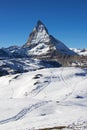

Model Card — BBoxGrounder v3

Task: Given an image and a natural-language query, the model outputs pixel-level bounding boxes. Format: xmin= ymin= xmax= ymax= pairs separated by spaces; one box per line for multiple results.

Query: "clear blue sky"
xmin=0 ymin=0 xmax=87 ymax=48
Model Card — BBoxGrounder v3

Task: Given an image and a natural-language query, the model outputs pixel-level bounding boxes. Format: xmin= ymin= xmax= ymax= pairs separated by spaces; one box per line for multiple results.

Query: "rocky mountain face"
xmin=1 ymin=20 xmax=86 ymax=76
xmin=23 ymin=20 xmax=76 ymax=57
xmin=24 ymin=20 xmax=50 ymax=48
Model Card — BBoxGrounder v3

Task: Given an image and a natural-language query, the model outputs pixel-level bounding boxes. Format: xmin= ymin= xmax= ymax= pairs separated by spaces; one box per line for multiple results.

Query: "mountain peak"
xmin=35 ymin=20 xmax=49 ymax=34
xmin=23 ymin=20 xmax=50 ymax=47
xmin=37 ymin=20 xmax=44 ymax=26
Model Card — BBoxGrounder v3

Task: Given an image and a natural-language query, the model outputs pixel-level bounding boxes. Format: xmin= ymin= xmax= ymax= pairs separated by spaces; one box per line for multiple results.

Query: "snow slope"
xmin=0 ymin=67 xmax=87 ymax=130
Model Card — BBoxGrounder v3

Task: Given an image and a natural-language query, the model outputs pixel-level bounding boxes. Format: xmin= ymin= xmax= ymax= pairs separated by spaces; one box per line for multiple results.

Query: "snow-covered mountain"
xmin=1 ymin=20 xmax=75 ymax=59
xmin=23 ymin=20 xmax=75 ymax=56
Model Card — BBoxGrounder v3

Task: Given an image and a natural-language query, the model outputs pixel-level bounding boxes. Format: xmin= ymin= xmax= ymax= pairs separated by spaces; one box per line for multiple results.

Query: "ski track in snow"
xmin=30 ymin=68 xmax=87 ymax=102
xmin=30 ymin=68 xmax=66 ymax=97
xmin=0 ymin=100 xmax=51 ymax=125
xmin=30 ymin=76 xmax=51 ymax=96
xmin=50 ymin=67 xmax=87 ymax=102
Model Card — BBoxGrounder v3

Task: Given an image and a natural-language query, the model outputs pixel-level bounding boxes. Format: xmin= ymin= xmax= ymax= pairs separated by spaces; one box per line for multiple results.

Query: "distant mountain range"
xmin=71 ymin=48 xmax=87 ymax=56
xmin=0 ymin=20 xmax=87 ymax=76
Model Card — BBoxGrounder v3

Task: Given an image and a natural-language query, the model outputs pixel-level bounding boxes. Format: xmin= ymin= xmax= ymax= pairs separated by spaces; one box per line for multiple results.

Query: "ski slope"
xmin=0 ymin=67 xmax=87 ymax=130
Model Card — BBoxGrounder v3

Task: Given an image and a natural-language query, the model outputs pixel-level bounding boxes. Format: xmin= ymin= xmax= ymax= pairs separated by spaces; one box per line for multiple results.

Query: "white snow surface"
xmin=30 ymin=27 xmax=50 ymax=44
xmin=0 ymin=67 xmax=87 ymax=130
xmin=27 ymin=43 xmax=51 ymax=55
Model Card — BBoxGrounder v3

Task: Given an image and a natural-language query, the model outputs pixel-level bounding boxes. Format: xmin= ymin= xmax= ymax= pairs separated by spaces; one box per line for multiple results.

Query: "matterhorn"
xmin=23 ymin=20 xmax=76 ymax=57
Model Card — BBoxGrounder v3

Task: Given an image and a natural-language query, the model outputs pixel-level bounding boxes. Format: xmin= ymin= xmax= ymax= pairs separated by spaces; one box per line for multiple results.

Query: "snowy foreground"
xmin=0 ymin=67 xmax=87 ymax=130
